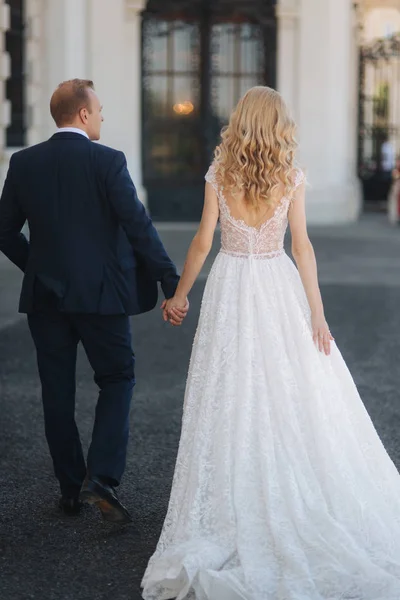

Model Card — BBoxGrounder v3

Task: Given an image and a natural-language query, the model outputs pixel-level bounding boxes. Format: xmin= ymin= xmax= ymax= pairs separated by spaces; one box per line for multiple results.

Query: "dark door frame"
xmin=141 ymin=0 xmax=277 ymax=221
xmin=5 ymin=0 xmax=26 ymax=148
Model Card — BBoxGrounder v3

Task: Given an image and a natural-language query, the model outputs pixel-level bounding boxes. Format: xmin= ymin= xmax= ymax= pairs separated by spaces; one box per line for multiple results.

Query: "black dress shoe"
xmin=80 ymin=476 xmax=133 ymax=525
xmin=58 ymin=496 xmax=83 ymax=515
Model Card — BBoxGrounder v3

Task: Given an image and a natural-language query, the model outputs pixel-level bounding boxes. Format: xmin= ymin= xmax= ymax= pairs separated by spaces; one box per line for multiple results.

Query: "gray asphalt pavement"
xmin=1 ymin=216 xmax=400 ymax=600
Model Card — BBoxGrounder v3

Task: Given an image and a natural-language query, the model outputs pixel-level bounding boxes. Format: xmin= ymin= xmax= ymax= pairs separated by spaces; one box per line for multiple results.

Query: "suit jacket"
xmin=0 ymin=132 xmax=179 ymax=315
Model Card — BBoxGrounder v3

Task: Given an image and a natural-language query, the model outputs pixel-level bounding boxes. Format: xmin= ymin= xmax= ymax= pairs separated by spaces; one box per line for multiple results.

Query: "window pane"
xmin=212 ymin=24 xmax=236 ymax=75
xmin=241 ymin=25 xmax=262 ymax=75
xmin=146 ymin=125 xmax=202 ymax=178
xmin=240 ymin=76 xmax=261 ymax=98
xmin=144 ymin=20 xmax=168 ymax=73
xmin=172 ymin=76 xmax=197 ymax=115
xmin=214 ymin=77 xmax=237 ymax=121
xmin=172 ymin=22 xmax=196 ymax=73
xmin=143 ymin=18 xmax=201 ymax=181
xmin=211 ymin=22 xmax=265 ymax=126
xmin=145 ymin=76 xmax=170 ymax=117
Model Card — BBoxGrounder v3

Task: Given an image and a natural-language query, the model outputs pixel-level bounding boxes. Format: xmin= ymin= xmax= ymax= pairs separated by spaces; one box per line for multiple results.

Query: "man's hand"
xmin=161 ymin=296 xmax=189 ymax=326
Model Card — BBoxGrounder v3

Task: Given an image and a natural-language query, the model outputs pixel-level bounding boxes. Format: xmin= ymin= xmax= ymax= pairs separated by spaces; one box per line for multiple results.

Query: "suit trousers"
xmin=27 ymin=286 xmax=135 ymax=497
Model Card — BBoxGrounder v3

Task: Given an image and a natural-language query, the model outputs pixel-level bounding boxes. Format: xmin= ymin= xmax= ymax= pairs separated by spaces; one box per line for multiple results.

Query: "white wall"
xmin=1 ymin=0 xmax=146 ymax=201
xmin=277 ymin=0 xmax=362 ymax=223
xmin=86 ymin=0 xmax=145 ymax=199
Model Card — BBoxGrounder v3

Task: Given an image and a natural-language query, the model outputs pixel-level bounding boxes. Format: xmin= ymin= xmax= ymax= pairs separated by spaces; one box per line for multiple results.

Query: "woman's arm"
xmin=163 ymin=182 xmax=220 ymax=323
xmin=288 ymin=181 xmax=334 ymax=355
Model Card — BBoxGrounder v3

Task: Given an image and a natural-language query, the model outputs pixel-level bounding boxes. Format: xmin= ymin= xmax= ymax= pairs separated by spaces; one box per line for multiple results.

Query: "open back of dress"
xmin=205 ymin=162 xmax=304 ymax=257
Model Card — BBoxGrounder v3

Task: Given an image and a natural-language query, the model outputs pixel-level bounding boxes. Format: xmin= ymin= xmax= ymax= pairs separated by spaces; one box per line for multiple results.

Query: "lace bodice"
xmin=205 ymin=163 xmax=304 ymax=257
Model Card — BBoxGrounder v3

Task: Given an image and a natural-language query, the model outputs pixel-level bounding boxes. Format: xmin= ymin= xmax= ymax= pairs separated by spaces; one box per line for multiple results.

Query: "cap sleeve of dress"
xmin=294 ymin=168 xmax=305 ymax=190
xmin=288 ymin=169 xmax=306 ymax=207
xmin=205 ymin=163 xmax=219 ymax=195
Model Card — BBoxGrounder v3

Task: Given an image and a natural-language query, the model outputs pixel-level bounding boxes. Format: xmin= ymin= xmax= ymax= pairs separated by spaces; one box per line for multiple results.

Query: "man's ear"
xmin=79 ymin=108 xmax=88 ymax=124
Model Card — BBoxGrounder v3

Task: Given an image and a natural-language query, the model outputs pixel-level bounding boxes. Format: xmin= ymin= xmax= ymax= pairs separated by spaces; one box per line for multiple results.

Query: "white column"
xmin=348 ymin=1 xmax=362 ymax=188
xmin=0 ymin=0 xmax=10 ymax=185
xmin=87 ymin=0 xmax=146 ymax=205
xmin=124 ymin=0 xmax=146 ymax=204
xmin=276 ymin=0 xmax=300 ymax=120
xmin=41 ymin=0 xmax=89 ymax=138
xmin=277 ymin=0 xmax=362 ymax=224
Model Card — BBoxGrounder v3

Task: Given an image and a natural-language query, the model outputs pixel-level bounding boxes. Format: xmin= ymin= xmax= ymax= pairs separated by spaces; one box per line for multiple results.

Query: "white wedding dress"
xmin=141 ymin=165 xmax=400 ymax=600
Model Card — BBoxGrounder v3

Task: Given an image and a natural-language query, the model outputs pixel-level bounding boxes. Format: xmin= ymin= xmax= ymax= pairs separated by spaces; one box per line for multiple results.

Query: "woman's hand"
xmin=161 ymin=296 xmax=189 ymax=326
xmin=312 ymin=313 xmax=334 ymax=356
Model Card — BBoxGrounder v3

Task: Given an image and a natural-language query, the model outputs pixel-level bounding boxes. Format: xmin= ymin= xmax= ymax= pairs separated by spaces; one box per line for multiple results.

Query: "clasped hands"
xmin=161 ymin=296 xmax=189 ymax=326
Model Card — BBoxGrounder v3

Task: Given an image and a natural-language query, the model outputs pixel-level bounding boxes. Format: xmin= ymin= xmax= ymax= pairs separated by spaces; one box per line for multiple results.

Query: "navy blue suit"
xmin=0 ymin=132 xmax=179 ymax=496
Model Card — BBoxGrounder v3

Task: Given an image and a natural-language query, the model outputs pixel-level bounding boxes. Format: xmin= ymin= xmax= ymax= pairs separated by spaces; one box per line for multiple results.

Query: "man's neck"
xmin=57 ymin=126 xmax=89 ymax=139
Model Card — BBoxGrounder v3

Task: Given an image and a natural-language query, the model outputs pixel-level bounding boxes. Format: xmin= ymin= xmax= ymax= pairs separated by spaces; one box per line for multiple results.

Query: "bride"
xmin=141 ymin=86 xmax=400 ymax=600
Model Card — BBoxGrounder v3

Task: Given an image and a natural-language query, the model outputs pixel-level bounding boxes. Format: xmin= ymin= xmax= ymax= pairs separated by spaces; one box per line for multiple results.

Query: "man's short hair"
xmin=50 ymin=79 xmax=95 ymax=127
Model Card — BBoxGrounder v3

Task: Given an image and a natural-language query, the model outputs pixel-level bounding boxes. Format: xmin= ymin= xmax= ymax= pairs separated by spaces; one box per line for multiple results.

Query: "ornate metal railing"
xmin=358 ymin=32 xmax=400 ymax=204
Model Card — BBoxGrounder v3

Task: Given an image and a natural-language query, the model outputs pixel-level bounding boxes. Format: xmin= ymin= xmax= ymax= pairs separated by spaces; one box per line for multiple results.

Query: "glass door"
xmin=142 ymin=0 xmax=277 ymax=220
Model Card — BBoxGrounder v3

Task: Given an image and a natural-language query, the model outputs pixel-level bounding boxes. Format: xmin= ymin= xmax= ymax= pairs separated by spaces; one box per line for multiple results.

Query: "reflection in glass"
xmin=146 ymin=76 xmax=170 ymax=117
xmin=146 ymin=21 xmax=168 ymax=72
xmin=172 ymin=23 xmax=195 ymax=73
xmin=241 ymin=25 xmax=261 ymax=75
xmin=143 ymin=19 xmax=200 ymax=178
xmin=143 ymin=17 xmax=267 ymax=181
xmin=214 ymin=77 xmax=235 ymax=121
xmin=211 ymin=23 xmax=264 ymax=123
xmin=173 ymin=76 xmax=196 ymax=111
xmin=240 ymin=76 xmax=260 ymax=99
xmin=213 ymin=24 xmax=236 ymax=74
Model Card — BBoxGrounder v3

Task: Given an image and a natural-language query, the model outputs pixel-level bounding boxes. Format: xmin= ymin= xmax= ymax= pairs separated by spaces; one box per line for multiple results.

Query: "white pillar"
xmin=276 ymin=0 xmax=300 ymax=120
xmin=87 ymin=0 xmax=146 ymax=205
xmin=0 ymin=0 xmax=10 ymax=185
xmin=124 ymin=0 xmax=146 ymax=204
xmin=277 ymin=0 xmax=362 ymax=224
xmin=348 ymin=0 xmax=361 ymax=188
xmin=41 ymin=0 xmax=89 ymax=138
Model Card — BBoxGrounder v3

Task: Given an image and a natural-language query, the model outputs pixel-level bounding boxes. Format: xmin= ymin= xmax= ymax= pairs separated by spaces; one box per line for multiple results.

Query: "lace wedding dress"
xmin=141 ymin=165 xmax=400 ymax=600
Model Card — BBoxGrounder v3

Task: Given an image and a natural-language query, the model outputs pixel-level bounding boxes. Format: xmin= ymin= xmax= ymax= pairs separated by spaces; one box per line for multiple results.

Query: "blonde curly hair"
xmin=214 ymin=86 xmax=298 ymax=208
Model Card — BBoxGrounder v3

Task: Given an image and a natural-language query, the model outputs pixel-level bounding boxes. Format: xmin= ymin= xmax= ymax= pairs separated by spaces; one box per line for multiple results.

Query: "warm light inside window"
xmin=173 ymin=101 xmax=194 ymax=115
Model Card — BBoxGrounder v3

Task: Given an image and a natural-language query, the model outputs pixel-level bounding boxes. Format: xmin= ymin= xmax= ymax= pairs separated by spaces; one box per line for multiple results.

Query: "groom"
xmin=0 ymin=79 xmax=187 ymax=524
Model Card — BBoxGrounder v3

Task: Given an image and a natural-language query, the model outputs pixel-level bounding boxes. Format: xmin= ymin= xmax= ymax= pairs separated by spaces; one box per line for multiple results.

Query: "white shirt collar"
xmin=56 ymin=127 xmax=89 ymax=139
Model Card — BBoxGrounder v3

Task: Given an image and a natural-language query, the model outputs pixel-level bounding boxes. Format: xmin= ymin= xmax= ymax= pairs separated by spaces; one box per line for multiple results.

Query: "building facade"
xmin=0 ymin=0 xmax=378 ymax=223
